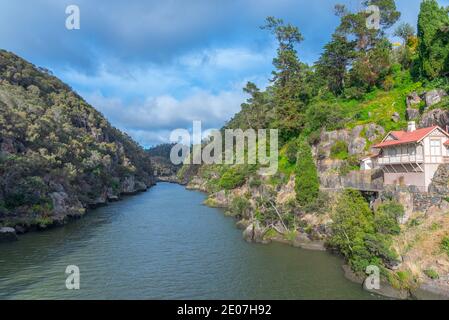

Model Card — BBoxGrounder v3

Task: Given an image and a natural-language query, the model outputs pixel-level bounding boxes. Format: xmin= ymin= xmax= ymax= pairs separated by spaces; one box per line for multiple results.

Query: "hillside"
xmin=146 ymin=143 xmax=182 ymax=181
xmin=0 ymin=50 xmax=154 ymax=232
xmin=178 ymin=1 xmax=449 ymax=298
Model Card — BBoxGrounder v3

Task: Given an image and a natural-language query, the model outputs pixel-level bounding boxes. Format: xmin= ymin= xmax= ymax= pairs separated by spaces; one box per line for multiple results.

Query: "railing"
xmin=377 ymin=155 xmax=424 ymax=165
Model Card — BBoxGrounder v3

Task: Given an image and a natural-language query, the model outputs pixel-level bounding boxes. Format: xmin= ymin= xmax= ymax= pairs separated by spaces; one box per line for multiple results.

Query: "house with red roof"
xmin=372 ymin=121 xmax=449 ymax=192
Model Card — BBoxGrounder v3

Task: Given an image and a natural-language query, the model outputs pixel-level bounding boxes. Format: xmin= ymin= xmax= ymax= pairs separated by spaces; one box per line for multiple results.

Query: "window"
xmin=431 ymin=139 xmax=441 ymax=156
xmin=390 ymin=148 xmax=397 ymax=157
xmin=408 ymin=146 xmax=416 ymax=155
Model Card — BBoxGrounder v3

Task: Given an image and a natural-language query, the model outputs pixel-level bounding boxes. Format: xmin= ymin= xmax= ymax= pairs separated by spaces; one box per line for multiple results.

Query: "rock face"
xmin=349 ymin=137 xmax=367 ymax=155
xmin=0 ymin=227 xmax=18 ymax=242
xmin=391 ymin=112 xmax=401 ymax=123
xmin=365 ymin=123 xmax=386 ymax=142
xmin=424 ymin=89 xmax=447 ymax=108
xmin=407 ymin=92 xmax=422 ymax=108
xmin=317 ymin=124 xmax=384 ymax=158
xmin=121 ymin=176 xmax=148 ymax=194
xmin=242 ymin=222 xmax=269 ymax=244
xmin=429 ymin=164 xmax=449 ymax=195
xmin=420 ymin=108 xmax=449 ymax=129
xmin=406 ymin=108 xmax=420 ymax=121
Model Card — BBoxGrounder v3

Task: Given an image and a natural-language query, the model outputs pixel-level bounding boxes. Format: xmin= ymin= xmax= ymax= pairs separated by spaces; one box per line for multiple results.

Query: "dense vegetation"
xmin=328 ymin=190 xmax=403 ymax=273
xmin=181 ymin=0 xmax=449 ymax=282
xmin=0 ymin=50 xmax=154 ymax=228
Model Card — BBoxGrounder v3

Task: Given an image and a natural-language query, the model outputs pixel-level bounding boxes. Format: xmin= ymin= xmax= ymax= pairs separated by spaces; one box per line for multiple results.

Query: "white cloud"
xmin=85 ymin=88 xmax=246 ymax=147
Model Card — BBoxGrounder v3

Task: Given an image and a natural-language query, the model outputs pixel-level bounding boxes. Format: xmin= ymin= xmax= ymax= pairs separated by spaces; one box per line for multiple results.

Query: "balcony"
xmin=377 ymin=155 xmax=424 ymax=165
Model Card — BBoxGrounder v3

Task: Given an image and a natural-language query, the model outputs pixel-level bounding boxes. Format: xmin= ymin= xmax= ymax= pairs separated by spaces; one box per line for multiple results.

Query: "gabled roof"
xmin=373 ymin=126 xmax=448 ymax=148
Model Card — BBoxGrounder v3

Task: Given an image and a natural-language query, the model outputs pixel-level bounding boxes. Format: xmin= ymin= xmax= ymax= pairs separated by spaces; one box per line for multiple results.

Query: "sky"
xmin=0 ymin=0 xmax=446 ymax=147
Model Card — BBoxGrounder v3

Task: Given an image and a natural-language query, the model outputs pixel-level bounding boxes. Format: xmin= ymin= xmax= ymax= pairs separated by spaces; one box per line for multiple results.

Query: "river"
xmin=0 ymin=183 xmax=379 ymax=299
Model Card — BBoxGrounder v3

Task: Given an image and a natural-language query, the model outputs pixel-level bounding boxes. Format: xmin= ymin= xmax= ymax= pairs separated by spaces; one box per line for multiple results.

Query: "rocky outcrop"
xmin=391 ymin=112 xmax=401 ymax=123
xmin=0 ymin=227 xmax=17 ymax=242
xmin=242 ymin=222 xmax=269 ymax=244
xmin=420 ymin=108 xmax=449 ymax=128
xmin=365 ymin=123 xmax=386 ymax=142
xmin=121 ymin=176 xmax=148 ymax=195
xmin=424 ymin=89 xmax=447 ymax=108
xmin=317 ymin=124 xmax=384 ymax=159
xmin=407 ymin=92 xmax=422 ymax=108
xmin=406 ymin=108 xmax=420 ymax=121
xmin=429 ymin=164 xmax=449 ymax=195
xmin=50 ymin=191 xmax=85 ymax=217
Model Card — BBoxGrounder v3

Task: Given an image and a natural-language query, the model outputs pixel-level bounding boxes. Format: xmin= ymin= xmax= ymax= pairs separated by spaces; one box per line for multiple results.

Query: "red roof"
xmin=373 ymin=126 xmax=440 ymax=148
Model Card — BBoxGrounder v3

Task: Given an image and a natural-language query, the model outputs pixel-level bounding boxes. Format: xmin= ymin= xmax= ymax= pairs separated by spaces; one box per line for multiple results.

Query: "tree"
xmin=417 ymin=0 xmax=449 ymax=79
xmin=316 ymin=33 xmax=356 ymax=95
xmin=295 ymin=139 xmax=320 ymax=207
xmin=394 ymin=22 xmax=415 ymax=45
xmin=328 ymin=190 xmax=400 ymax=272
xmin=336 ymin=1 xmax=400 ymax=91
xmin=261 ymin=17 xmax=308 ymax=142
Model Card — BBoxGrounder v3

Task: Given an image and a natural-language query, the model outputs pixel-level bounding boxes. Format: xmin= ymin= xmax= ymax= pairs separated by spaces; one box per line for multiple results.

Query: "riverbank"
xmin=0 ymin=180 xmax=154 ymax=241
xmin=182 ymin=175 xmax=449 ymax=300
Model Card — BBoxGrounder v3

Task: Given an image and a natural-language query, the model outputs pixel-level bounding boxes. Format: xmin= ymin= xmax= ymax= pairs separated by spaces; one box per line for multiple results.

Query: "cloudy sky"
xmin=0 ymin=0 xmax=445 ymax=147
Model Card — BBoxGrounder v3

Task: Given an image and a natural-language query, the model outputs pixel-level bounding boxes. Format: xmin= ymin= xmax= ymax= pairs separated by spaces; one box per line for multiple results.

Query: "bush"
xmin=229 ymin=196 xmax=251 ymax=218
xmin=424 ymin=269 xmax=439 ymax=280
xmin=219 ymin=167 xmax=246 ymax=190
xmin=374 ymin=201 xmax=404 ymax=235
xmin=285 ymin=140 xmax=298 ymax=164
xmin=295 ymin=139 xmax=320 ymax=207
xmin=440 ymin=236 xmax=449 ymax=256
xmin=301 ymin=191 xmax=330 ymax=215
xmin=328 ymin=189 xmax=398 ymax=272
xmin=249 ymin=177 xmax=262 ymax=188
xmin=330 ymin=141 xmax=349 ymax=160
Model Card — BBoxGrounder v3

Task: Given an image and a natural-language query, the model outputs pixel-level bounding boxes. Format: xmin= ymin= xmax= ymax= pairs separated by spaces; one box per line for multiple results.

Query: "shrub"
xmin=249 ymin=177 xmax=262 ymax=189
xmin=229 ymin=196 xmax=251 ymax=218
xmin=219 ymin=168 xmax=246 ymax=190
xmin=330 ymin=140 xmax=349 ymax=160
xmin=295 ymin=139 xmax=320 ymax=207
xmin=374 ymin=201 xmax=404 ymax=235
xmin=285 ymin=140 xmax=298 ymax=164
xmin=328 ymin=189 xmax=398 ymax=272
xmin=424 ymin=269 xmax=439 ymax=280
xmin=440 ymin=236 xmax=449 ymax=256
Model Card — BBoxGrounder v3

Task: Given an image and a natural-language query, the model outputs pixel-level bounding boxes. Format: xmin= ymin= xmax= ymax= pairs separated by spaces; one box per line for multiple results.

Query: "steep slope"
xmin=0 ymin=50 xmax=154 ymax=231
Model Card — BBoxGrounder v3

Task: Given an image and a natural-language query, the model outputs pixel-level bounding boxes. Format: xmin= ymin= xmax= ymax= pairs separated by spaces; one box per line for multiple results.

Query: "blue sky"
xmin=0 ymin=0 xmax=446 ymax=147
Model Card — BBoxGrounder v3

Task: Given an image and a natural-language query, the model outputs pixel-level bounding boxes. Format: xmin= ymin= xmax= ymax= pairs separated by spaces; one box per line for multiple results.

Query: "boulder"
xmin=424 ymin=89 xmax=447 ymax=108
xmin=0 ymin=227 xmax=18 ymax=242
xmin=365 ymin=124 xmax=385 ymax=142
xmin=349 ymin=137 xmax=367 ymax=155
xmin=391 ymin=112 xmax=401 ymax=123
xmin=14 ymin=225 xmax=26 ymax=234
xmin=242 ymin=222 xmax=268 ymax=244
xmin=420 ymin=109 xmax=449 ymax=130
xmin=407 ymin=92 xmax=422 ymax=108
xmin=351 ymin=125 xmax=364 ymax=138
xmin=406 ymin=108 xmax=420 ymax=121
